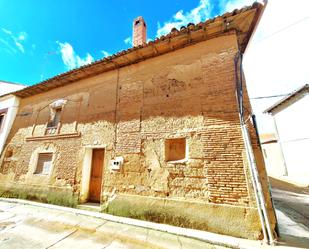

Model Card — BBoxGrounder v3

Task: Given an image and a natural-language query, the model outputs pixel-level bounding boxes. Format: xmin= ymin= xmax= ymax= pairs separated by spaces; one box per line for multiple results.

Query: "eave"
xmin=264 ymin=84 xmax=309 ymax=114
xmin=13 ymin=2 xmax=265 ymax=99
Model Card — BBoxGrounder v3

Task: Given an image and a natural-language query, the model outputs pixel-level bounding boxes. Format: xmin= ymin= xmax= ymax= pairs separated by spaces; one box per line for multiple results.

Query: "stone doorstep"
xmin=0 ymin=198 xmax=294 ymax=249
xmin=77 ymin=202 xmax=101 ymax=212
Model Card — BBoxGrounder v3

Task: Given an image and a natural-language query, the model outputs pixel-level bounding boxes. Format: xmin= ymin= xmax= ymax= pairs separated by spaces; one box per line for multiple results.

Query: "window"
xmin=35 ymin=153 xmax=53 ymax=175
xmin=0 ymin=109 xmax=7 ymax=133
xmin=165 ymin=138 xmax=186 ymax=162
xmin=47 ymin=108 xmax=61 ymax=128
xmin=0 ymin=114 xmax=5 ymax=130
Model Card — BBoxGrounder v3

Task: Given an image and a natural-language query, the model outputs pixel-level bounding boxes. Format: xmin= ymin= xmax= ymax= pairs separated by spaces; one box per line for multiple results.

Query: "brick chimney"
xmin=133 ymin=16 xmax=146 ymax=47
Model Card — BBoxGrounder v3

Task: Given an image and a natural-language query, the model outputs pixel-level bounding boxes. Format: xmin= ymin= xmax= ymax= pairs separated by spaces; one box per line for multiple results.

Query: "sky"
xmin=1 ymin=0 xmax=308 ymax=133
xmin=0 ymin=0 xmax=226 ymax=85
xmin=0 ymin=0 xmax=257 ymax=86
xmin=243 ymin=0 xmax=309 ymax=133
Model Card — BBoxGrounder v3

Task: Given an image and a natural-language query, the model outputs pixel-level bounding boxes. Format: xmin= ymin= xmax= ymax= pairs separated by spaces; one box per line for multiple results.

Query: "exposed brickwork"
xmin=0 ymin=31 xmax=278 ymax=239
xmin=0 ymin=33 xmax=254 ymax=203
xmin=1 ymin=31 xmax=277 ymax=220
xmin=133 ymin=16 xmax=146 ymax=47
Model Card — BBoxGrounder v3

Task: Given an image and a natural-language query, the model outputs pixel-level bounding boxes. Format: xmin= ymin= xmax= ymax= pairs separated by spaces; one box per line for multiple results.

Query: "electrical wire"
xmin=256 ymin=15 xmax=309 ymax=43
xmin=250 ymin=94 xmax=289 ymax=99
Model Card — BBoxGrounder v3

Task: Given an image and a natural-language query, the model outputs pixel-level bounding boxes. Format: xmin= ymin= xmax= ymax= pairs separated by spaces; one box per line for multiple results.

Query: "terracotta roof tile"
xmin=13 ymin=2 xmax=265 ymax=98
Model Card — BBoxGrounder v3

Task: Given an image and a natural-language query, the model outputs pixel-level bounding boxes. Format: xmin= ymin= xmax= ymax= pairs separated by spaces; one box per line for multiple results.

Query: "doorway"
xmin=88 ymin=148 xmax=105 ymax=202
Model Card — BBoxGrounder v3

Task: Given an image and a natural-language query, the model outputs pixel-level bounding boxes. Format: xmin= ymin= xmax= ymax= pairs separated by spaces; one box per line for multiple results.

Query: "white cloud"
xmin=156 ymin=0 xmax=211 ymax=37
xmin=18 ymin=31 xmax=27 ymax=41
xmin=77 ymin=53 xmax=93 ymax=66
xmin=15 ymin=41 xmax=25 ymax=53
xmin=155 ymin=0 xmax=262 ymax=38
xmin=222 ymin=0 xmax=257 ymax=13
xmin=1 ymin=28 xmax=27 ymax=53
xmin=1 ymin=28 xmax=12 ymax=35
xmin=57 ymin=41 xmax=94 ymax=70
xmin=124 ymin=37 xmax=132 ymax=45
xmin=0 ymin=38 xmax=17 ymax=54
xmin=101 ymin=50 xmax=110 ymax=58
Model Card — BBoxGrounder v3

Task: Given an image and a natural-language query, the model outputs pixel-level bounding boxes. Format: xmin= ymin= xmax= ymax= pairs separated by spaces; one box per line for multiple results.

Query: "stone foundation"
xmin=104 ymin=194 xmax=262 ymax=240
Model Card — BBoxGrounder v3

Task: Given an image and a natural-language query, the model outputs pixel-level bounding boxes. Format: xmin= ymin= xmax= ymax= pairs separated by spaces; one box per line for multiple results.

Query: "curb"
xmin=0 ymin=197 xmax=269 ymax=248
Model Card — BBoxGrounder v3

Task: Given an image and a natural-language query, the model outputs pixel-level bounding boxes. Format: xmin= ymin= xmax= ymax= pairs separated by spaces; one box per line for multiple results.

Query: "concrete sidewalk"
xmin=0 ymin=198 xmax=301 ymax=249
xmin=269 ymin=177 xmax=309 ymax=248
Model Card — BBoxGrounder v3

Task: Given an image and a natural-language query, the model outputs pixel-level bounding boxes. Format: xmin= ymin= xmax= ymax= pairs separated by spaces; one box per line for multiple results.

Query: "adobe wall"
xmin=0 ymin=32 xmax=275 ymax=239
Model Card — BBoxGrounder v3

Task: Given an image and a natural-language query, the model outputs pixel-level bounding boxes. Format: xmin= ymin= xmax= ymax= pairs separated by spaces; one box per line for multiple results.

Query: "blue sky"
xmin=0 ymin=0 xmax=250 ymax=86
xmin=2 ymin=0 xmax=309 ymax=133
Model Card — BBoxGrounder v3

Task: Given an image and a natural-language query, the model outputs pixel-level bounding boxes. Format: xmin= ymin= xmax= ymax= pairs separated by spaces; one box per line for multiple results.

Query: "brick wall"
xmin=1 ymin=32 xmax=257 ymax=207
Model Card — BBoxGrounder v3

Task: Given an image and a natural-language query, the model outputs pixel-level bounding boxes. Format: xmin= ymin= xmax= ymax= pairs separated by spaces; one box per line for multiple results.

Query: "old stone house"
xmin=0 ymin=3 xmax=277 ymax=242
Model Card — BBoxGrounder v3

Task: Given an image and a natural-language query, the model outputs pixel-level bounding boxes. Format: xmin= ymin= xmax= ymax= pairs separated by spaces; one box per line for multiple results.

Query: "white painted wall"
xmin=261 ymin=142 xmax=286 ymax=177
xmin=0 ymin=81 xmax=26 ymax=154
xmin=0 ymin=81 xmax=25 ymax=155
xmin=0 ymin=82 xmax=25 ymax=96
xmin=0 ymin=95 xmax=21 ymax=155
xmin=273 ymin=95 xmax=309 ymax=185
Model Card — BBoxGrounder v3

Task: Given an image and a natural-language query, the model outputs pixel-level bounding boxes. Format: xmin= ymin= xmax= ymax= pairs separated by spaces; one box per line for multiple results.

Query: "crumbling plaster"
xmin=0 ymin=33 xmax=275 ymax=239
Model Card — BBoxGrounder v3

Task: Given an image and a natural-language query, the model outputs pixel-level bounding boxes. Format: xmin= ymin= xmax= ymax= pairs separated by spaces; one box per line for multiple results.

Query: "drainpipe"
xmin=234 ymin=52 xmax=275 ymax=245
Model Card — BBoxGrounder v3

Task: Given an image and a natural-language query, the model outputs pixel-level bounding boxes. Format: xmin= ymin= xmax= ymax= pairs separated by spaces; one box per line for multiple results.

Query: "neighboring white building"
xmin=0 ymin=81 xmax=25 ymax=96
xmin=0 ymin=81 xmax=26 ymax=155
xmin=260 ymin=133 xmax=287 ymax=179
xmin=265 ymin=84 xmax=309 ymax=186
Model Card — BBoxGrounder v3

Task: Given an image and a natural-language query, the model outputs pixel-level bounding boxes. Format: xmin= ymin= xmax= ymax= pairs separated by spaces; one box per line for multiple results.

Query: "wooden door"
xmin=89 ymin=149 xmax=104 ymax=202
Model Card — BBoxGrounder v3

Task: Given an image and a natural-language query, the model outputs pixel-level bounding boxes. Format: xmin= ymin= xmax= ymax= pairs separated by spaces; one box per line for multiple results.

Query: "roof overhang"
xmin=13 ymin=2 xmax=266 ymax=99
xmin=264 ymin=84 xmax=309 ymax=114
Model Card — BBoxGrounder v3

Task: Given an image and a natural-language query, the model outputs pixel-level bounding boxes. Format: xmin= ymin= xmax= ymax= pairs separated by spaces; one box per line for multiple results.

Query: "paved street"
xmin=0 ymin=200 xmax=226 ymax=249
xmin=1 ymin=194 xmax=308 ymax=249
xmin=270 ymin=177 xmax=309 ymax=248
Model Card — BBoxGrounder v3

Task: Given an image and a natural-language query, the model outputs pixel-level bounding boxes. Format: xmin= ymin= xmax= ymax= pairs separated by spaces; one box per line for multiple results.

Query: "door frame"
xmin=80 ymin=145 xmax=106 ymax=203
